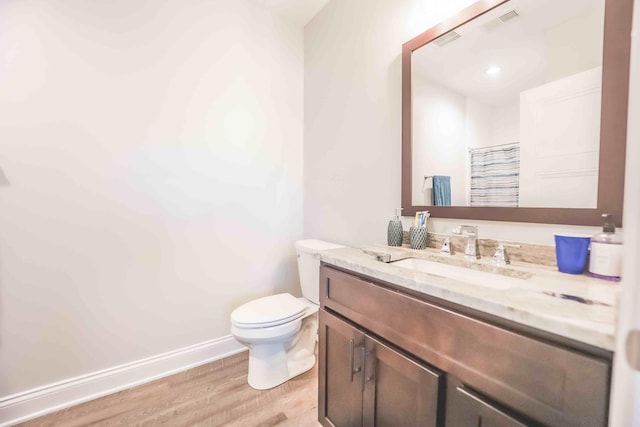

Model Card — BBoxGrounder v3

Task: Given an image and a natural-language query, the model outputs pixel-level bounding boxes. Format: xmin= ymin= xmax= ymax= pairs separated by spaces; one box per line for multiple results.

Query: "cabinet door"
xmin=447 ymin=384 xmax=530 ymax=427
xmin=319 ymin=310 xmax=365 ymax=427
xmin=363 ymin=335 xmax=443 ymax=427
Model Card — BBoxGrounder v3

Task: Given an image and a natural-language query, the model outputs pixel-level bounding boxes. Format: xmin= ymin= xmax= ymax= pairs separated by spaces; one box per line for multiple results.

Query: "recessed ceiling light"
xmin=485 ymin=65 xmax=502 ymax=76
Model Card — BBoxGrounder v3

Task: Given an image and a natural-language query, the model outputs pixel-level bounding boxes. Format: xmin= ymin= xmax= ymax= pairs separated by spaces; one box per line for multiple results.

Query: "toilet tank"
xmin=296 ymin=239 xmax=343 ymax=304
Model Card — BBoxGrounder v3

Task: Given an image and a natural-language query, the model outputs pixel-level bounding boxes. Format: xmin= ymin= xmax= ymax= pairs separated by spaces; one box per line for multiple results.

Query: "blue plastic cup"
xmin=554 ymin=233 xmax=591 ymax=274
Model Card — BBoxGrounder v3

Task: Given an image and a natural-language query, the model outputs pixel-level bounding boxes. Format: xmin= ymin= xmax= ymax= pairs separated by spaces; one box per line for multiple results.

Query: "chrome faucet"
xmin=453 ymin=225 xmax=480 ymax=260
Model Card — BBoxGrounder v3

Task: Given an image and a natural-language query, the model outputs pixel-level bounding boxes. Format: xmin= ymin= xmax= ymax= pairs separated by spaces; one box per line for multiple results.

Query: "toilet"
xmin=230 ymin=239 xmax=342 ymax=390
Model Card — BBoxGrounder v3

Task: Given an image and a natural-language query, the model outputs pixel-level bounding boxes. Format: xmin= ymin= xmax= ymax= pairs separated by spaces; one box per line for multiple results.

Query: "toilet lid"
xmin=231 ymin=293 xmax=308 ymax=328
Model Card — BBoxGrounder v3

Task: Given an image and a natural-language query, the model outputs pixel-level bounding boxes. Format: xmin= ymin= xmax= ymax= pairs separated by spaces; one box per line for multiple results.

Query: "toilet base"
xmin=246 ymin=344 xmax=317 ymax=390
xmin=245 ymin=313 xmax=318 ymax=390
xmin=247 ymin=343 xmax=290 ymax=390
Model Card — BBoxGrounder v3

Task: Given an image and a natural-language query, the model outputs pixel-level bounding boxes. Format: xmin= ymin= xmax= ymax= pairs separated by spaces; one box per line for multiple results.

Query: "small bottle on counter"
xmin=387 ymin=208 xmax=404 ymax=247
xmin=589 ymin=213 xmax=623 ymax=281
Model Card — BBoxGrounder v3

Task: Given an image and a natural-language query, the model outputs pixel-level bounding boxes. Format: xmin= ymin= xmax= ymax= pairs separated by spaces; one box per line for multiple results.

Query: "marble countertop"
xmin=320 ymin=245 xmax=620 ymax=351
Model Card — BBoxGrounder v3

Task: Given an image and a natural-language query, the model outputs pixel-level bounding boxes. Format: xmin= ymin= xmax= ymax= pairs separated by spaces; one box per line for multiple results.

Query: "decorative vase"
xmin=387 ymin=220 xmax=404 ymax=246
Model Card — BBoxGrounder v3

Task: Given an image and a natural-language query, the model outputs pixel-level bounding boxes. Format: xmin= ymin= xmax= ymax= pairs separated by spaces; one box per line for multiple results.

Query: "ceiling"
xmin=251 ymin=0 xmax=329 ymax=26
xmin=412 ymin=0 xmax=604 ymax=106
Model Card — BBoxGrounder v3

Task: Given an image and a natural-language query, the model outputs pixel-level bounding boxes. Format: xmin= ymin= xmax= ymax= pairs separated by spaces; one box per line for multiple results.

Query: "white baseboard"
xmin=0 ymin=335 xmax=246 ymax=427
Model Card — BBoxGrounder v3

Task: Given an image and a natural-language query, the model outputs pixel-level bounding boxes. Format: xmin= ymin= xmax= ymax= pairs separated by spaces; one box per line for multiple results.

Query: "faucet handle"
xmin=493 ymin=242 xmax=520 ymax=265
xmin=493 ymin=243 xmax=509 ymax=265
xmin=440 ymin=237 xmax=454 ymax=256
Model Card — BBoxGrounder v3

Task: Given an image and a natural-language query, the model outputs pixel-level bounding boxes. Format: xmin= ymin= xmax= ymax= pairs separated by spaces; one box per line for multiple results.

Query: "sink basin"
xmin=390 ymin=258 xmax=527 ymax=290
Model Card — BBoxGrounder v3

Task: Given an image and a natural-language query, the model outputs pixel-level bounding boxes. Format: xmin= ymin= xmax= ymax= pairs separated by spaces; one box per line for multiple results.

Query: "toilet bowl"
xmin=230 ymin=239 xmax=342 ymax=390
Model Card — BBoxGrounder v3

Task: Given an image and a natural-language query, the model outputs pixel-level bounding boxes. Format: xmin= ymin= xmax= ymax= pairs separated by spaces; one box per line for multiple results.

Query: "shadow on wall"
xmin=0 ymin=245 xmax=3 ymax=346
xmin=0 ymin=191 xmax=3 ymax=348
xmin=0 ymin=164 xmax=7 ymax=342
xmin=0 ymin=166 xmax=9 ymax=186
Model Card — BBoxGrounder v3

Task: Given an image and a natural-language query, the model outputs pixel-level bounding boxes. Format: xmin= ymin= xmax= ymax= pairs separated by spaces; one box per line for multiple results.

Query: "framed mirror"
xmin=402 ymin=0 xmax=632 ymax=225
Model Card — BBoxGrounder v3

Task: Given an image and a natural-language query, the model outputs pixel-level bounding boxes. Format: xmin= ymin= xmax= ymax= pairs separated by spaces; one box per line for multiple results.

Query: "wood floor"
xmin=20 ymin=351 xmax=320 ymax=427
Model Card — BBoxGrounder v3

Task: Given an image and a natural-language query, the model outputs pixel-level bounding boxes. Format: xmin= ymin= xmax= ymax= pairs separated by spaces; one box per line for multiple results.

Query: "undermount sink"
xmin=390 ymin=258 xmax=527 ymax=290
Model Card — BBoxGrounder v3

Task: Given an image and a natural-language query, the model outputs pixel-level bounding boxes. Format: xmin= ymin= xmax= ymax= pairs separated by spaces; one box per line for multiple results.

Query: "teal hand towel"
xmin=432 ymin=175 xmax=451 ymax=206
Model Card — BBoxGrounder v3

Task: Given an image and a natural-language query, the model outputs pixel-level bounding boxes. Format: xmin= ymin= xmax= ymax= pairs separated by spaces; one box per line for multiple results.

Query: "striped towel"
xmin=469 ymin=143 xmax=520 ymax=207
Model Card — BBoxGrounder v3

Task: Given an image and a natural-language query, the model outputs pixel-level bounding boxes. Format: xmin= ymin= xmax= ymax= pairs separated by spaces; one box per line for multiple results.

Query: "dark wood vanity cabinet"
xmin=318 ymin=264 xmax=612 ymax=427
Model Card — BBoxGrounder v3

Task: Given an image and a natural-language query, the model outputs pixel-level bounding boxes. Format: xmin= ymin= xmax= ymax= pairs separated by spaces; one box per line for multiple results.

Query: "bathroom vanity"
xmin=317 ymin=246 xmax=617 ymax=427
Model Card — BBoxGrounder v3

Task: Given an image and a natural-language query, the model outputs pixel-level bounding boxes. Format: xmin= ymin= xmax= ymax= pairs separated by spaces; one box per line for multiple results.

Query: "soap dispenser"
xmin=387 ymin=208 xmax=403 ymax=247
xmin=589 ymin=213 xmax=623 ymax=281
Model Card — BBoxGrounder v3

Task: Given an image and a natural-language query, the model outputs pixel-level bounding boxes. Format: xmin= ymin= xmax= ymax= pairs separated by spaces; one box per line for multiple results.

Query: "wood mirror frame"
xmin=402 ymin=0 xmax=633 ymax=226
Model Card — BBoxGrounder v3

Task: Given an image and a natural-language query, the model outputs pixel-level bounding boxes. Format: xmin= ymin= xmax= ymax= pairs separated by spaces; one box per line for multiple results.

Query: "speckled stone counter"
xmin=319 ymin=245 xmax=619 ymax=351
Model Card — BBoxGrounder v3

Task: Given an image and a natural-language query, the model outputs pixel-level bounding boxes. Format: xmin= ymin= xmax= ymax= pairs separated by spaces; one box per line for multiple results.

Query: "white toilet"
xmin=230 ymin=239 xmax=342 ymax=390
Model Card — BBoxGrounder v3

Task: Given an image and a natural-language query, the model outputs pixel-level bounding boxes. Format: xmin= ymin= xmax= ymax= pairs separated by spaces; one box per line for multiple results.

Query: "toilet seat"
xmin=231 ymin=293 xmax=308 ymax=329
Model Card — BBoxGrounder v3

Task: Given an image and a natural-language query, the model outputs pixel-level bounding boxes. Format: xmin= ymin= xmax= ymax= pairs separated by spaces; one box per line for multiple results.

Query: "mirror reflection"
xmin=411 ymin=0 xmax=604 ymax=208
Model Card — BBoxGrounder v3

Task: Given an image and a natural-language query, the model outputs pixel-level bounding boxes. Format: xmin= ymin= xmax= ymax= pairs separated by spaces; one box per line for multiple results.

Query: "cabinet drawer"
xmin=320 ymin=265 xmax=610 ymax=427
xmin=447 ymin=384 xmax=529 ymax=427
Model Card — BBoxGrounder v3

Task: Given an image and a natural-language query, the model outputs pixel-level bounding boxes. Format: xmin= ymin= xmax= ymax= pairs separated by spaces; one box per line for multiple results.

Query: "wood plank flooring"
xmin=20 ymin=351 xmax=320 ymax=427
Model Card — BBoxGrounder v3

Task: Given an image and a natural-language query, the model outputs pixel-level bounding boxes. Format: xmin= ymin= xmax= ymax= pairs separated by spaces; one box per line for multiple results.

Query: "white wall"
xmin=0 ymin=0 xmax=303 ymax=399
xmin=304 ymin=1 xmax=411 ymax=246
xmin=304 ymin=0 xmax=603 ymax=246
xmin=412 ymin=75 xmax=467 ymax=206
xmin=545 ymin=3 xmax=605 ymax=82
xmin=465 ymin=98 xmax=520 ymax=151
